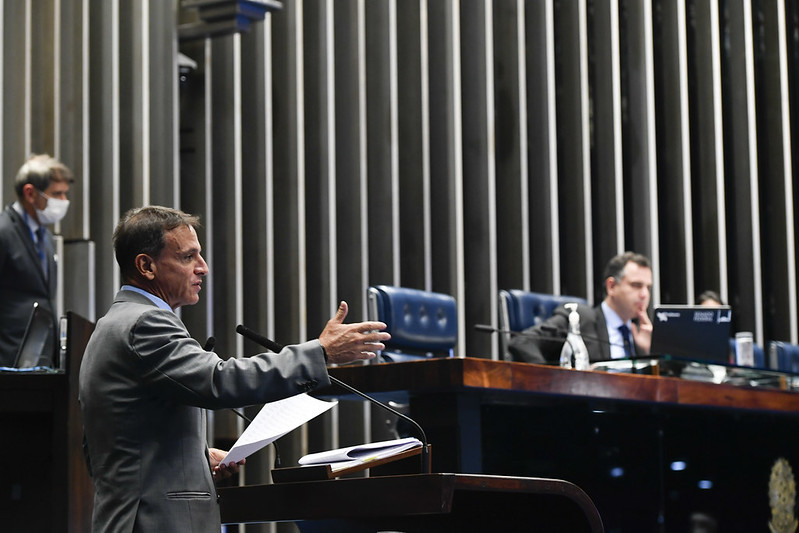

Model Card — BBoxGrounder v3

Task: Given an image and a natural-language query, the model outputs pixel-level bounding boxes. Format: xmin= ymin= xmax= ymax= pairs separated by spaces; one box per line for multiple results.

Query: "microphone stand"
xmin=235 ymin=324 xmax=431 ymax=474
xmin=326 ymin=374 xmax=430 ymax=473
xmin=205 ymin=335 xmax=279 ymax=466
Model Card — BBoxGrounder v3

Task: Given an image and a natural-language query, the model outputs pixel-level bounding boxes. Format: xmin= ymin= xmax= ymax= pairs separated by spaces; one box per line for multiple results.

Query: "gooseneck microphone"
xmin=235 ymin=324 xmax=282 ymax=353
xmin=235 ymin=324 xmax=431 ymax=474
xmin=325 ymin=372 xmax=430 ymax=473
xmin=474 ymin=323 xmax=646 ymax=369
xmin=475 ymin=323 xmax=593 ymax=367
xmin=475 ymin=323 xmax=625 ymax=348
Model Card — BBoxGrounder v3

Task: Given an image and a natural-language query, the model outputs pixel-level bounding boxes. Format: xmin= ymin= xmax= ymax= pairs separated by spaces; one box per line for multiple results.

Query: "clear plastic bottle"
xmin=559 ymin=303 xmax=590 ymax=370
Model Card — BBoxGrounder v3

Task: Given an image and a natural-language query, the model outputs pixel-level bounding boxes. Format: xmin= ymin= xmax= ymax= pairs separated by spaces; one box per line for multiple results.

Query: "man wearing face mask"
xmin=0 ymin=154 xmax=73 ymax=366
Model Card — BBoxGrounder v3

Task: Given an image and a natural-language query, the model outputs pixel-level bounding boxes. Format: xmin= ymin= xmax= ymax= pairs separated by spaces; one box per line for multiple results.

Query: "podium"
xmin=218 ymin=473 xmax=604 ymax=532
xmin=0 ymin=312 xmax=94 ymax=533
xmin=325 ymin=357 xmax=799 ymax=531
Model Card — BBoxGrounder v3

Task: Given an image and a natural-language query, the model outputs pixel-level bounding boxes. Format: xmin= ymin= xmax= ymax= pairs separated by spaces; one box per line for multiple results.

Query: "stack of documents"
xmin=221 ymin=393 xmax=338 ymax=467
xmin=298 ymin=437 xmax=423 ymax=473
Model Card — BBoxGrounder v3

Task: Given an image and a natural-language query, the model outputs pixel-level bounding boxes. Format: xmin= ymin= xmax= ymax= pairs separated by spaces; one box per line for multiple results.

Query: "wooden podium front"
xmin=218 ymin=473 xmax=604 ymax=532
xmin=0 ymin=312 xmax=94 ymax=533
xmin=325 ymin=358 xmax=799 ymax=531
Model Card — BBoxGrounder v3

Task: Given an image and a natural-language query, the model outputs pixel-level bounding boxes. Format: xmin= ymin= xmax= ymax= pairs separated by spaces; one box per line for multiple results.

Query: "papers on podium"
xmin=298 ymin=437 xmax=422 ymax=473
xmin=220 ymin=393 xmax=337 ymax=467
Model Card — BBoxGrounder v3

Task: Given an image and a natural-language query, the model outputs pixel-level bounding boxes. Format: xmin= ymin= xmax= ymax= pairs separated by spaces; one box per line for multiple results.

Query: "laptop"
xmin=650 ymin=305 xmax=733 ymax=364
xmin=13 ymin=302 xmax=55 ymax=369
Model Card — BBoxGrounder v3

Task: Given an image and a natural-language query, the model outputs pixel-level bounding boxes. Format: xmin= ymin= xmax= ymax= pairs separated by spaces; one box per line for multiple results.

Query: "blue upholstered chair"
xmin=498 ymin=289 xmax=588 ymax=360
xmin=767 ymin=341 xmax=799 ymax=373
xmin=366 ymin=285 xmax=457 ymax=363
xmin=728 ymin=338 xmax=765 ymax=368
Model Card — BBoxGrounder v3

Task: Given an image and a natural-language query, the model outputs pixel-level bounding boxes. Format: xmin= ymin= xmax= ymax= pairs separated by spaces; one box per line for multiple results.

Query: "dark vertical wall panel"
xmin=494 ymin=0 xmax=528 ymax=293
xmin=365 ymin=0 xmax=396 ymax=286
xmin=2 ymin=2 xmax=30 ymax=202
xmin=525 ymin=1 xmax=560 ymax=293
xmin=397 ymin=0 xmax=429 ymax=290
xmin=461 ymin=0 xmax=496 ymax=357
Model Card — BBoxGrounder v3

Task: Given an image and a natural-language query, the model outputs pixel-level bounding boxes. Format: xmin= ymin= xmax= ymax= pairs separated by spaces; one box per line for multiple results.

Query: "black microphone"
xmin=326 ymin=374 xmax=430 ymax=473
xmin=476 ymin=323 xmax=592 ymax=367
xmin=236 ymin=324 xmax=282 ymax=353
xmin=475 ymin=323 xmax=622 ymax=347
xmin=475 ymin=323 xmax=647 ymax=372
xmin=203 ymin=336 xmax=216 ymax=351
xmin=235 ymin=324 xmax=431 ymax=474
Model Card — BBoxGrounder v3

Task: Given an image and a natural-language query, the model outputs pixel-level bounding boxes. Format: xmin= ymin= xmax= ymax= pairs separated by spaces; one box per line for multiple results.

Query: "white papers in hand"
xmin=221 ymin=393 xmax=337 ymax=466
xmin=298 ymin=436 xmax=422 ymax=470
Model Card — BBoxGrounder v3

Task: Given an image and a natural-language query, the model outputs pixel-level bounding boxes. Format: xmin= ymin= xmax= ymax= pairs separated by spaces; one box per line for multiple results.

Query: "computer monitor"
xmin=13 ymin=302 xmax=55 ymax=369
xmin=650 ymin=305 xmax=732 ymax=364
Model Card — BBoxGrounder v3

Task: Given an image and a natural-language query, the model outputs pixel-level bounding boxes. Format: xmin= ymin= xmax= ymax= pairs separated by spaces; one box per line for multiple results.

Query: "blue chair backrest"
xmin=728 ymin=338 xmax=765 ymax=368
xmin=367 ymin=285 xmax=457 ymax=363
xmin=498 ymin=289 xmax=588 ymax=360
xmin=500 ymin=289 xmax=588 ymax=332
xmin=767 ymin=341 xmax=799 ymax=373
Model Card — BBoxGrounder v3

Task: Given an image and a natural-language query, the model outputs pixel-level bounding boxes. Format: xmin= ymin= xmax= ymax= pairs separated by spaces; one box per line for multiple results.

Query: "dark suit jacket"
xmin=507 ymin=303 xmax=614 ymax=364
xmin=0 ymin=204 xmax=57 ymax=365
xmin=79 ymin=290 xmax=331 ymax=533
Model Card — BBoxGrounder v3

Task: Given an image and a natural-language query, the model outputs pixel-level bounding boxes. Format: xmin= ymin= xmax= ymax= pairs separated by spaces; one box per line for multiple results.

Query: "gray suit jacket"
xmin=79 ymin=290 xmax=330 ymax=533
xmin=0 ymin=205 xmax=57 ymax=365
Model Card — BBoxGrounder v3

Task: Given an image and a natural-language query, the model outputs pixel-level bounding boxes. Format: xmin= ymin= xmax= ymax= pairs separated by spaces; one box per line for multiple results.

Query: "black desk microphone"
xmin=236 ymin=324 xmax=431 ymax=474
xmin=474 ymin=323 xmax=650 ymax=369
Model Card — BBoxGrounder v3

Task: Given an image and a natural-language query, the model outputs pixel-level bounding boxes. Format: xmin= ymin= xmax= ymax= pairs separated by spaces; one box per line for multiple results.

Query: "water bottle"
xmin=559 ymin=303 xmax=590 ymax=370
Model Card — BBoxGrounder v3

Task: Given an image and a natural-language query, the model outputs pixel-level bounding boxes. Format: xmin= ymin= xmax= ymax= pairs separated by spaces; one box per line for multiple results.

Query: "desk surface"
xmin=327 ymin=357 xmax=799 ymax=413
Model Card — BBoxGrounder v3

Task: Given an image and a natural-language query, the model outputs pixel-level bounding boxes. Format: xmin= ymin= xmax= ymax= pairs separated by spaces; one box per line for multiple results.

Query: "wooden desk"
xmin=219 ymin=473 xmax=604 ymax=532
xmin=328 ymin=356 xmax=799 ymax=412
xmin=326 ymin=358 xmax=799 ymax=532
xmin=0 ymin=312 xmax=94 ymax=533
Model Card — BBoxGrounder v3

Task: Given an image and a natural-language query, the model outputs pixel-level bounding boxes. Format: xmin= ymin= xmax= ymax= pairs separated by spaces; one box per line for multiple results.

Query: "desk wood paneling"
xmin=328 ymin=357 xmax=799 ymax=412
xmin=325 ymin=358 xmax=799 ymax=532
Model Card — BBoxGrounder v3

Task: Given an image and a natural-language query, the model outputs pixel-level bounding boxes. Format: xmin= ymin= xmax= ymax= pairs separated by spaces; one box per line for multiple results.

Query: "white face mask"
xmin=36 ymin=191 xmax=70 ymax=225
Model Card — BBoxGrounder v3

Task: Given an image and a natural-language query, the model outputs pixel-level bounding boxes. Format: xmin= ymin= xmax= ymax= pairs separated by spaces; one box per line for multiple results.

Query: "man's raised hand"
xmin=318 ymin=301 xmax=391 ymax=364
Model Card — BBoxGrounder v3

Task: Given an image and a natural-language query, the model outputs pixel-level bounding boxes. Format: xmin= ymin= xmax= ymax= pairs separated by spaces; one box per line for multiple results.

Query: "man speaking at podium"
xmin=79 ymin=206 xmax=390 ymax=533
xmin=508 ymin=251 xmax=653 ymax=364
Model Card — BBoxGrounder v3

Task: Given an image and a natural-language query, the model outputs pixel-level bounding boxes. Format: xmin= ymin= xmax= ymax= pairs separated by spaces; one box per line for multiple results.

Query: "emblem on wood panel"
xmin=769 ymin=458 xmax=798 ymax=533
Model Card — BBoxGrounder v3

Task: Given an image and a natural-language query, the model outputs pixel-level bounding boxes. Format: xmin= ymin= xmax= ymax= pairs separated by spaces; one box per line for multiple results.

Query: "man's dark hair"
xmin=601 ymin=251 xmax=651 ymax=294
xmin=113 ymin=206 xmax=200 ymax=282
xmin=698 ymin=290 xmax=723 ymax=305
xmin=14 ymin=153 xmax=74 ymax=197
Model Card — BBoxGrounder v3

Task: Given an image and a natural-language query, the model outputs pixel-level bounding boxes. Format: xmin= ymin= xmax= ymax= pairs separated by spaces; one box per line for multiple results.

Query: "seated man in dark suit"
xmin=507 ymin=251 xmax=653 ymax=364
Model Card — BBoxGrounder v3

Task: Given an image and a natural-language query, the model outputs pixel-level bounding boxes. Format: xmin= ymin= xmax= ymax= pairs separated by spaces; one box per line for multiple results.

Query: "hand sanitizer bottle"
xmin=559 ymin=303 xmax=590 ymax=370
xmin=559 ymin=332 xmax=574 ymax=369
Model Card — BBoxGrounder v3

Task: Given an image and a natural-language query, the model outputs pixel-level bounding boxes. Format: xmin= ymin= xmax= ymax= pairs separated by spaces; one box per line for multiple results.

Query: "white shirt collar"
xmin=121 ymin=284 xmax=173 ymax=312
xmin=12 ymin=201 xmax=44 ymax=237
xmin=601 ymin=301 xmax=629 ymax=330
